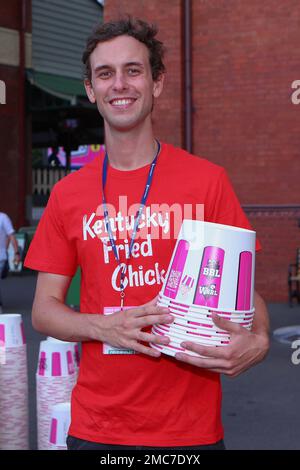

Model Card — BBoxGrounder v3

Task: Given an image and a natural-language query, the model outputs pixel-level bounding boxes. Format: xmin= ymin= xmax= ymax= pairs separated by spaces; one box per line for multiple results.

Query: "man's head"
xmin=82 ymin=17 xmax=165 ymax=83
xmin=82 ymin=17 xmax=165 ymax=133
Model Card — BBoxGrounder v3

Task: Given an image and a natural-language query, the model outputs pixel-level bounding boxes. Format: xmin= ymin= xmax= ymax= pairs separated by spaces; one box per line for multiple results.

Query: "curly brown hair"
xmin=82 ymin=16 xmax=166 ymax=82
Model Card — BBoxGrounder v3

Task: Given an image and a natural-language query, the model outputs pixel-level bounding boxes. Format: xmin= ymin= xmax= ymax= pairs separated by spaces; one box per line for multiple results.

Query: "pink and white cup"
xmin=49 ymin=402 xmax=71 ymax=449
xmin=0 ymin=313 xmax=26 ymax=348
xmin=46 ymin=337 xmax=80 ymax=371
xmin=37 ymin=340 xmax=75 ymax=377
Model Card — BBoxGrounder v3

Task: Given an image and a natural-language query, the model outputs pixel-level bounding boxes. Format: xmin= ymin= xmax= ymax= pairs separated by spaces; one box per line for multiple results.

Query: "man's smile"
xmin=109 ymin=97 xmax=137 ymax=108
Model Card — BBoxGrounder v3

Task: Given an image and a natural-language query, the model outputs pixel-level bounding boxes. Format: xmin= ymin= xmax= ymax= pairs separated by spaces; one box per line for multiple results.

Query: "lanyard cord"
xmin=102 ymin=140 xmax=161 ymax=303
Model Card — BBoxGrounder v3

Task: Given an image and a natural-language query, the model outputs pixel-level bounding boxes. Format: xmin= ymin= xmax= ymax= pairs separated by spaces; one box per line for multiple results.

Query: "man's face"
xmin=84 ymin=35 xmax=164 ymax=132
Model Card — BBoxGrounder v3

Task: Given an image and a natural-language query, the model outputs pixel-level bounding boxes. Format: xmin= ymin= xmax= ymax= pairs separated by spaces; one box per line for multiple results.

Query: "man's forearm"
xmin=252 ymin=290 xmax=270 ymax=339
xmin=32 ymin=296 xmax=102 ymax=342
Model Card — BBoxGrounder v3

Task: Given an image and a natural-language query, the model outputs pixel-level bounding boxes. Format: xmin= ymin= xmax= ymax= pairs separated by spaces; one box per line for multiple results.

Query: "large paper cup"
xmin=37 ymin=340 xmax=75 ymax=377
xmin=0 ymin=314 xmax=26 ymax=348
xmin=162 ymin=220 xmax=256 ymax=311
xmin=49 ymin=402 xmax=71 ymax=449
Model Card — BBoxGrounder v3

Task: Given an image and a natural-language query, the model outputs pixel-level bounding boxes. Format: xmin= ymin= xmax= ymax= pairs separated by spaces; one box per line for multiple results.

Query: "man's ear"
xmin=84 ymin=78 xmax=96 ymax=104
xmin=153 ymin=73 xmax=165 ymax=99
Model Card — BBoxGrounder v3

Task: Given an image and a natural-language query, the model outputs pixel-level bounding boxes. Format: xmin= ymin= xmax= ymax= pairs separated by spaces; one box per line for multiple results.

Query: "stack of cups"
xmin=36 ymin=339 xmax=77 ymax=450
xmin=151 ymin=220 xmax=256 ymax=358
xmin=0 ymin=314 xmax=29 ymax=449
xmin=47 ymin=337 xmax=80 ymax=377
xmin=49 ymin=402 xmax=71 ymax=450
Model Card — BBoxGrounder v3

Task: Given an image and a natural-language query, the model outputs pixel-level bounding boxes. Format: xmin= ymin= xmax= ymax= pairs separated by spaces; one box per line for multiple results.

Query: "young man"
xmin=25 ymin=18 xmax=269 ymax=450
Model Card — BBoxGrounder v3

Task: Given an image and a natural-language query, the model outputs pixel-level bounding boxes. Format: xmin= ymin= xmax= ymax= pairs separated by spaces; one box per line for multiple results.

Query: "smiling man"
xmin=24 ymin=17 xmax=269 ymax=451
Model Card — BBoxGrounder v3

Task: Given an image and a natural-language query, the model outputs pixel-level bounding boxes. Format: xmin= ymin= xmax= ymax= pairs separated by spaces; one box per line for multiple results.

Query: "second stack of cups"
xmin=151 ymin=220 xmax=256 ymax=358
xmin=0 ymin=314 xmax=29 ymax=449
xmin=36 ymin=339 xmax=77 ymax=450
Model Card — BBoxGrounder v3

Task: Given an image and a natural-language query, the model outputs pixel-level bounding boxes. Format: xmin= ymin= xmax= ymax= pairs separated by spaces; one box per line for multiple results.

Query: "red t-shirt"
xmin=25 ymin=142 xmax=261 ymax=446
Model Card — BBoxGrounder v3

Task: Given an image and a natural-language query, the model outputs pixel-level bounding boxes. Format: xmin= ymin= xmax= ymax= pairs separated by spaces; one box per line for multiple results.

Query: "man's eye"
xmin=98 ymin=71 xmax=112 ymax=79
xmin=128 ymin=68 xmax=140 ymax=75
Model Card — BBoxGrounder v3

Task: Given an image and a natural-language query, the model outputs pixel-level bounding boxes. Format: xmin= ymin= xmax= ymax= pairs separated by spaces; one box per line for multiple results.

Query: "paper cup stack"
xmin=0 ymin=314 xmax=29 ymax=449
xmin=49 ymin=402 xmax=71 ymax=450
xmin=151 ymin=220 xmax=256 ymax=358
xmin=36 ymin=338 xmax=77 ymax=450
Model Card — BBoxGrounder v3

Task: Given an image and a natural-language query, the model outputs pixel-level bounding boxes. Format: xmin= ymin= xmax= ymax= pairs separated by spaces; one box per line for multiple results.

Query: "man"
xmin=0 ymin=212 xmax=21 ymax=312
xmin=24 ymin=17 xmax=269 ymax=450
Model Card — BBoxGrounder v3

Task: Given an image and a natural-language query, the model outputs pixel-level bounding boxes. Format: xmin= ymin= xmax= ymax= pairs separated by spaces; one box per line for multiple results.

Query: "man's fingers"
xmin=138 ymin=331 xmax=170 ymax=346
xmin=211 ymin=313 xmax=246 ymax=334
xmin=136 ymin=313 xmax=174 ymax=329
xmin=131 ymin=341 xmax=162 ymax=358
xmin=180 ymin=341 xmax=231 ymax=359
xmin=133 ymin=305 xmax=170 ymax=318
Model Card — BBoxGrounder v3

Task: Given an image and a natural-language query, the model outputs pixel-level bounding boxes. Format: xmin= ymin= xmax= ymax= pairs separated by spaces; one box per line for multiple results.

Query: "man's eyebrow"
xmin=93 ymin=61 xmax=144 ymax=73
xmin=125 ymin=61 xmax=144 ymax=68
xmin=94 ymin=65 xmax=111 ymax=73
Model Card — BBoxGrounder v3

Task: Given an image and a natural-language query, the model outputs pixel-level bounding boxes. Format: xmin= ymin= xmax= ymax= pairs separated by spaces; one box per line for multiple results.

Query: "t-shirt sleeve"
xmin=3 ymin=213 xmax=14 ymax=236
xmin=24 ymin=186 xmax=78 ymax=276
xmin=206 ymin=168 xmax=262 ymax=251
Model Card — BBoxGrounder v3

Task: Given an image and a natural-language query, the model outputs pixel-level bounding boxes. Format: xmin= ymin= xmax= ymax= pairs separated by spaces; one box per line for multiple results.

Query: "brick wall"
xmin=191 ymin=0 xmax=300 ymax=301
xmin=250 ymin=210 xmax=300 ymax=302
xmin=192 ymin=0 xmax=300 ymax=204
xmin=104 ymin=0 xmax=184 ymax=147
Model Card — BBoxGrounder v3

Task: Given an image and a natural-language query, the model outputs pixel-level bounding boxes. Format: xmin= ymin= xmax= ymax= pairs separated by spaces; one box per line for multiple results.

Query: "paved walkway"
xmin=1 ymin=272 xmax=300 ymax=450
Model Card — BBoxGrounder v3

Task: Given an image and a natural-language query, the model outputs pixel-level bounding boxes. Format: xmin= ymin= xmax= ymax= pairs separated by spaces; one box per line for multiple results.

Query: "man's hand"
xmin=93 ymin=297 xmax=174 ymax=358
xmin=175 ymin=312 xmax=270 ymax=376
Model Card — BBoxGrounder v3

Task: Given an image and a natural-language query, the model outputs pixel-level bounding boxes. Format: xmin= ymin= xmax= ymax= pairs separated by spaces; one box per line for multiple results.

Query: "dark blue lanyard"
xmin=102 ymin=141 xmax=161 ymax=303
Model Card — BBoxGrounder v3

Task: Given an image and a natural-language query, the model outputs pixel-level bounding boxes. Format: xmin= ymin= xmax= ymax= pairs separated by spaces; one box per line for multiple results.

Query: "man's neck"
xmin=104 ymin=123 xmax=158 ymax=171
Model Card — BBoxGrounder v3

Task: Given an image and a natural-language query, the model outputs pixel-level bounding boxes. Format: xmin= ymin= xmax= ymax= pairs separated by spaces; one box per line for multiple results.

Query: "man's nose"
xmin=112 ymin=72 xmax=128 ymax=91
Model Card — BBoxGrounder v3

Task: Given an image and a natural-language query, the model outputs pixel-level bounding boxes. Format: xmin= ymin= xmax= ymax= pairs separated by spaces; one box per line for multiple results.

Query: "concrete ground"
xmin=1 ymin=272 xmax=300 ymax=450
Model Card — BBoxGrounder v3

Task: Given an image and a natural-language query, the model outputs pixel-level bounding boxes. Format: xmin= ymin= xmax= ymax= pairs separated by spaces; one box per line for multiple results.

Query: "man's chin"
xmin=105 ymin=116 xmax=149 ymax=133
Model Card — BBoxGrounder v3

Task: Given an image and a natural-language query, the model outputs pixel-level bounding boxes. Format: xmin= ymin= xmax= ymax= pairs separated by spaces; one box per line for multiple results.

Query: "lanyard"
xmin=102 ymin=140 xmax=161 ymax=310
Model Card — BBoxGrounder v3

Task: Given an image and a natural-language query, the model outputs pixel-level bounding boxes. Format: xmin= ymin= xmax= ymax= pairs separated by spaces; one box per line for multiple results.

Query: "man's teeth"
xmin=111 ymin=99 xmax=134 ymax=105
